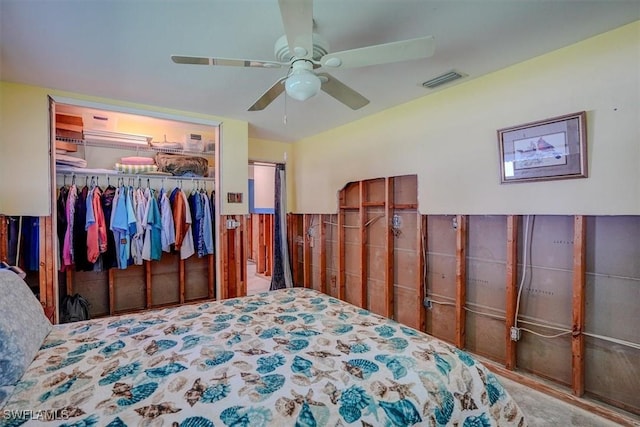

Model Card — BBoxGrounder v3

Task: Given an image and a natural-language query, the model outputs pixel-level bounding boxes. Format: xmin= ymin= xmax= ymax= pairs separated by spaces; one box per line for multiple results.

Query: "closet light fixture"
xmin=285 ymin=60 xmax=321 ymax=101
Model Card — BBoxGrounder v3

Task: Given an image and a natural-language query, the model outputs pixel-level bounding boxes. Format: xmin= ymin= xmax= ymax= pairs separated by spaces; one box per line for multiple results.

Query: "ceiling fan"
xmin=171 ymin=0 xmax=435 ymax=112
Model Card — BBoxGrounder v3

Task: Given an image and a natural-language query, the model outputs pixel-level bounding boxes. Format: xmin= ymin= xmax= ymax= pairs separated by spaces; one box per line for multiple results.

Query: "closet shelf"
xmin=56 ymin=137 xmax=215 ymax=157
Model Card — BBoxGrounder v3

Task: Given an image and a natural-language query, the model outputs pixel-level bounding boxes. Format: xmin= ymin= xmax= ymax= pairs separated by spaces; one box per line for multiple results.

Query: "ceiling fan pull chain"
xmin=283 ymin=92 xmax=288 ymax=124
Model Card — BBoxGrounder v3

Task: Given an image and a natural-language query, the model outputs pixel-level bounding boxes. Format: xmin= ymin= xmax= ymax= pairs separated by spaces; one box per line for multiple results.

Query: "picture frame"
xmin=497 ymin=111 xmax=587 ymax=184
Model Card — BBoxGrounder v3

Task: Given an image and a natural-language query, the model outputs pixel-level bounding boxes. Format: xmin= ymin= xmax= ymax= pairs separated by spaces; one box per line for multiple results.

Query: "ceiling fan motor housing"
xmin=274 ymin=33 xmax=329 ymax=62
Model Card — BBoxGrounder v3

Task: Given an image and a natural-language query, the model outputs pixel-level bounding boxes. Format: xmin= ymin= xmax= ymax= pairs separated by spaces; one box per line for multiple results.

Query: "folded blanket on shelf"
xmin=119 ymin=156 xmax=156 ymax=165
xmin=114 ymin=163 xmax=159 ymax=174
xmin=55 ymin=153 xmax=87 ymax=168
xmin=150 ymin=141 xmax=183 ymax=150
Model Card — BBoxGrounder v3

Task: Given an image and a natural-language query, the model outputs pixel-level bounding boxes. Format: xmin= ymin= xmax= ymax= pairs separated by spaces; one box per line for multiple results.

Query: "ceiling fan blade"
xmin=171 ymin=55 xmax=284 ymax=69
xmin=318 ymin=73 xmax=369 ymax=110
xmin=248 ymin=77 xmax=287 ymax=111
xmin=320 ymin=35 xmax=435 ymax=69
xmin=278 ymin=0 xmax=313 ymax=58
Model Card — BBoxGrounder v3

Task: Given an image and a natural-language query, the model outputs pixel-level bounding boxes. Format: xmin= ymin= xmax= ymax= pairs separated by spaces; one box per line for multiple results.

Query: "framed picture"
xmin=497 ymin=111 xmax=587 ymax=184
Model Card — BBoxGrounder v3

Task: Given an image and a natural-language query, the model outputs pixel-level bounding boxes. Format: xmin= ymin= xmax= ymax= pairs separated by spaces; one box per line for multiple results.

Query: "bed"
xmin=0 ymin=269 xmax=526 ymax=426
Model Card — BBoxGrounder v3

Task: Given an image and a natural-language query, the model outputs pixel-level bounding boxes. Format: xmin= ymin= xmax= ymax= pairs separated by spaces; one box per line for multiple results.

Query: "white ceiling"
xmin=1 ymin=0 xmax=638 ymax=143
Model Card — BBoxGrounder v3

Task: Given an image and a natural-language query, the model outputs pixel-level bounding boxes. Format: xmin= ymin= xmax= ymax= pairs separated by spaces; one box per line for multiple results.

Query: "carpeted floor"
xmin=496 ymin=375 xmax=637 ymax=426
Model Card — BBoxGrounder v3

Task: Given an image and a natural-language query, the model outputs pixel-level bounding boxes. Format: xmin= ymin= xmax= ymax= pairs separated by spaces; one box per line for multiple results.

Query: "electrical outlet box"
xmin=423 ymin=298 xmax=432 ymax=309
xmin=510 ymin=326 xmax=521 ymax=341
xmin=225 ymin=219 xmax=240 ymax=230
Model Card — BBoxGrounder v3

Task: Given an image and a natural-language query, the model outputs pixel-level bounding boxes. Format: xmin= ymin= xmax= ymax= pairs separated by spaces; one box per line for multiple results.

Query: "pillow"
xmin=0 ymin=270 xmax=52 ymax=387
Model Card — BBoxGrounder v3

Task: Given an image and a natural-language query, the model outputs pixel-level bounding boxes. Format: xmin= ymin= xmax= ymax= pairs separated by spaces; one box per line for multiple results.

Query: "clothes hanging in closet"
xmin=55 ymin=179 xmax=213 ymax=271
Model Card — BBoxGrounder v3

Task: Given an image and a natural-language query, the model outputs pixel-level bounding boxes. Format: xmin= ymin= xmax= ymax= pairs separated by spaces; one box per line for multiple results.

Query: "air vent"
xmin=422 ymin=70 xmax=467 ymax=89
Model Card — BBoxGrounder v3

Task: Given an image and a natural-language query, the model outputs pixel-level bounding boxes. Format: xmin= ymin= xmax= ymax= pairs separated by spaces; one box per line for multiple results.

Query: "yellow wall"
xmin=248 ymin=137 xmax=296 ymax=212
xmin=0 ymin=82 xmax=249 ymax=216
xmin=293 ymin=21 xmax=640 ymax=215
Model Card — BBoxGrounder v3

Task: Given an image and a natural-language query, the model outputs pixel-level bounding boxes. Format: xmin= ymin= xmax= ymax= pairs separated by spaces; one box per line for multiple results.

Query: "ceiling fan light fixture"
xmin=285 ymin=61 xmax=321 ymax=101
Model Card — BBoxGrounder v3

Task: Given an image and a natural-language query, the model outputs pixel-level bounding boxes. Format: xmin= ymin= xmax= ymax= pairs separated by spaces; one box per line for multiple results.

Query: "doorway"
xmin=247 ymin=162 xmax=275 ymax=294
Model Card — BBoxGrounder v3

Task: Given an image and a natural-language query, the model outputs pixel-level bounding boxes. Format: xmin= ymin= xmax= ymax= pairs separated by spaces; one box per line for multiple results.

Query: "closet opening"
xmin=48 ymin=95 xmax=221 ymax=322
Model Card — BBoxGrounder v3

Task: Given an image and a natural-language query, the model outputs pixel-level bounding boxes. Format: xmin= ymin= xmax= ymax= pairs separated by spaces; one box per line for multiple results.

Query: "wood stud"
xmin=384 ymin=177 xmax=394 ymax=318
xmin=505 ymin=215 xmax=519 ymax=370
xmin=417 ymin=213 xmax=426 ymax=331
xmin=455 ymin=214 xmax=467 ymax=349
xmin=303 ymin=214 xmax=312 ymax=288
xmin=319 ymin=214 xmax=327 ymax=293
xmin=338 ymin=190 xmax=346 ymax=300
xmin=359 ymin=182 xmax=367 ymax=309
xmin=572 ymin=215 xmax=586 ymax=397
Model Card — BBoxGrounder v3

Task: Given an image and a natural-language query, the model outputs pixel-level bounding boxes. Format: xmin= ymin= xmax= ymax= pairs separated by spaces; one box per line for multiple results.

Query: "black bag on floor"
xmin=61 ymin=293 xmax=90 ymax=323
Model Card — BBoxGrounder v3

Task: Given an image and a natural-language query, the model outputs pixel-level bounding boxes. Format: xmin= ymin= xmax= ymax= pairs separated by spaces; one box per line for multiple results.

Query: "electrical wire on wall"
xmin=419 ymin=215 xmax=640 ymax=352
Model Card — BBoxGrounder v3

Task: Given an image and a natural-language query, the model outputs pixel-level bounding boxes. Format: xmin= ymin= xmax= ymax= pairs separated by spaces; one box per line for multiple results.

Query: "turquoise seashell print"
xmin=69 ymin=324 xmax=92 ymax=335
xmin=462 ymin=413 xmax=492 ymax=427
xmin=289 ymin=329 xmax=321 ymax=337
xmin=107 ymin=318 xmax=135 ymax=328
xmin=256 ymin=354 xmax=286 ymax=374
xmin=220 ymin=405 xmax=273 ymax=427
xmin=386 ymin=337 xmax=409 ymax=352
xmin=105 ymin=417 xmax=126 ymax=427
xmin=181 ymin=335 xmax=210 ymax=351
xmin=286 ymin=339 xmax=309 ymax=352
xmin=45 ymin=355 xmax=84 ymax=372
xmin=237 ymin=315 xmax=254 ymax=323
xmin=40 ymin=338 xmax=66 ymax=349
xmin=434 ymin=387 xmax=455 ymax=425
xmin=485 ymin=373 xmax=504 ymax=405
xmin=139 ymin=318 xmax=167 ymax=325
xmin=99 ymin=362 xmax=142 ymax=385
xmin=296 ymin=401 xmax=317 ymax=427
xmin=375 ymin=355 xmax=408 ymax=379
xmin=291 ymin=355 xmax=313 ymax=377
xmin=201 ymin=383 xmax=231 ymax=403
xmin=179 ymin=416 xmax=215 ymax=427
xmin=59 ymin=414 xmax=99 ymax=427
xmin=116 ymin=382 xmax=159 ymax=406
xmin=39 ymin=377 xmax=78 ymax=403
xmin=275 ymin=315 xmax=297 ymax=324
xmin=119 ymin=326 xmax=148 ymax=336
xmin=379 ymin=399 xmax=422 ymax=426
xmin=100 ymin=340 xmax=125 ymax=357
xmin=203 ymin=350 xmax=234 ymax=368
xmin=259 ymin=327 xmax=284 ymax=339
xmin=255 ymin=374 xmax=285 ymax=394
xmin=400 ymin=326 xmax=420 ymax=336
xmin=332 ymin=324 xmax=353 ymax=335
xmin=68 ymin=341 xmax=106 ymax=356
xmin=349 ymin=342 xmax=371 ymax=353
xmin=180 ymin=312 xmax=202 ymax=320
xmin=339 ymin=404 xmax=362 ymax=423
xmin=145 ymin=362 xmax=187 ymax=378
xmin=344 ymin=359 xmax=379 ymax=379
xmin=298 ymin=313 xmax=316 ymax=323
xmin=374 ymin=325 xmax=396 ymax=337
xmin=207 ymin=322 xmax=231 ymax=333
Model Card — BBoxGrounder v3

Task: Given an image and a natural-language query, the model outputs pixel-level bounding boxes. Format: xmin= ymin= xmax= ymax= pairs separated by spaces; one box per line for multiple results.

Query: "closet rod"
xmin=57 ymin=171 xmax=215 ymax=183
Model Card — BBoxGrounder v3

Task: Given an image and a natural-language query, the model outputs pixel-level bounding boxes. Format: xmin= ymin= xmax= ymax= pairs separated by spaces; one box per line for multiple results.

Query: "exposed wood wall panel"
xmin=516 ymin=215 xmax=574 ymax=386
xmin=584 ymin=216 xmax=640 ymax=414
xmin=465 ymin=215 xmax=508 ymax=363
xmin=292 ymin=203 xmax=639 ymax=417
xmin=152 ymin=255 xmax=181 ymax=306
xmin=424 ymin=215 xmax=458 ymax=343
